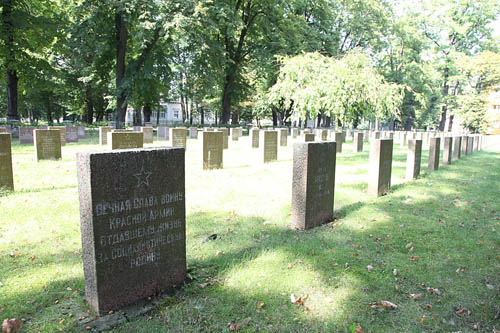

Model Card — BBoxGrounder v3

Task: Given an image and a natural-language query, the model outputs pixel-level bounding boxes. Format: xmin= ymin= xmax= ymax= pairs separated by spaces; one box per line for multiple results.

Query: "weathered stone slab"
xmin=363 ymin=130 xmax=369 ymax=142
xmin=188 ymin=127 xmax=197 ymax=139
xmin=49 ymin=126 xmax=66 ymax=146
xmin=333 ymin=132 xmax=343 ymax=153
xmin=341 ymin=130 xmax=346 ymax=143
xmin=99 ymin=127 xmax=113 ymax=145
xmin=251 ymin=128 xmax=260 ymax=148
xmin=453 ymin=136 xmax=462 ymax=159
xmin=108 ymin=131 xmax=144 ymax=150
xmin=466 ymin=136 xmax=473 ymax=155
xmin=19 ymin=126 xmax=34 ymax=144
xmin=0 ymin=133 xmax=14 ymax=191
xmin=304 ymin=133 xmax=315 ymax=142
xmin=353 ymin=132 xmax=364 ymax=152
xmin=318 ymin=129 xmax=328 ymax=141
xmin=34 ymin=129 xmax=62 ymax=161
xmin=291 ymin=142 xmax=336 ymax=230
xmin=157 ymin=126 xmax=169 ymax=140
xmin=405 ymin=139 xmax=422 ymax=180
xmin=263 ymin=130 xmax=278 ymax=163
xmin=473 ymin=135 xmax=479 ymax=152
xmin=205 ymin=128 xmax=215 ymax=132
xmin=428 ymin=137 xmax=440 ymax=170
xmin=66 ymin=126 xmax=79 ymax=143
xmin=368 ymin=139 xmax=393 ymax=197
xmin=78 ymin=126 xmax=86 ymax=139
xmin=292 ymin=128 xmax=299 ymax=138
xmin=461 ymin=135 xmax=468 ymax=155
xmin=133 ymin=126 xmax=141 ymax=132
xmin=231 ymin=128 xmax=240 ymax=141
xmin=303 ymin=129 xmax=311 ymax=134
xmin=203 ymin=131 xmax=223 ymax=169
xmin=371 ymin=131 xmax=381 ymax=141
xmin=400 ymin=132 xmax=407 ymax=147
xmin=76 ymin=147 xmax=186 ymax=315
xmin=280 ymin=128 xmax=288 ymax=146
xmin=171 ymin=129 xmax=187 ymax=150
xmin=217 ymin=128 xmax=229 ymax=149
xmin=0 ymin=127 xmax=7 ymax=133
xmin=140 ymin=127 xmax=154 ymax=144
xmin=443 ymin=137 xmax=452 ymax=165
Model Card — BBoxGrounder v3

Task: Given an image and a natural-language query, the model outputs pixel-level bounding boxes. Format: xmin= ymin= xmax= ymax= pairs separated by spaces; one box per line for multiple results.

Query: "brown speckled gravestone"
xmin=171 ymin=129 xmax=187 ymax=150
xmin=405 ymin=139 xmax=422 ymax=180
xmin=34 ymin=129 xmax=62 ymax=161
xmin=49 ymin=126 xmax=66 ymax=146
xmin=304 ymin=133 xmax=315 ymax=142
xmin=157 ymin=126 xmax=169 ymax=141
xmin=0 ymin=133 xmax=14 ymax=191
xmin=203 ymin=131 xmax=223 ymax=169
xmin=66 ymin=126 xmax=79 ymax=143
xmin=453 ymin=136 xmax=462 ymax=159
xmin=251 ymin=128 xmax=260 ymax=148
xmin=368 ymin=139 xmax=393 ymax=196
xmin=428 ymin=137 xmax=440 ymax=170
xmin=99 ymin=127 xmax=113 ymax=145
xmin=443 ymin=137 xmax=452 ymax=165
xmin=217 ymin=128 xmax=229 ymax=149
xmin=291 ymin=142 xmax=336 ymax=230
xmin=19 ymin=126 xmax=34 ymax=144
xmin=353 ymin=132 xmax=364 ymax=152
xmin=76 ymin=147 xmax=186 ymax=315
xmin=263 ymin=130 xmax=278 ymax=163
xmin=141 ymin=127 xmax=154 ymax=144
xmin=78 ymin=126 xmax=86 ymax=139
xmin=108 ymin=131 xmax=144 ymax=150
xmin=279 ymin=128 xmax=288 ymax=146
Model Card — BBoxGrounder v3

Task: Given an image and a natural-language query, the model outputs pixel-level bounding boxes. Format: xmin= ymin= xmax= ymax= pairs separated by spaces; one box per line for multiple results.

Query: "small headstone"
xmin=99 ymin=127 xmax=113 ymax=145
xmin=141 ymin=127 xmax=154 ymax=144
xmin=341 ymin=130 xmax=346 ymax=143
xmin=251 ymin=128 xmax=260 ymax=148
xmin=303 ymin=129 xmax=311 ymax=134
xmin=157 ymin=126 xmax=169 ymax=140
xmin=466 ymin=136 xmax=473 ymax=154
xmin=363 ymin=130 xmax=369 ymax=142
xmin=66 ymin=126 xmax=79 ymax=143
xmin=319 ymin=129 xmax=328 ymax=141
xmin=353 ymin=132 xmax=364 ymax=152
xmin=428 ymin=137 xmax=440 ymax=170
xmin=78 ymin=126 xmax=86 ymax=139
xmin=34 ymin=129 xmax=62 ymax=161
xmin=442 ymin=137 xmax=452 ymax=165
xmin=372 ymin=131 xmax=381 ymax=141
xmin=231 ymin=128 xmax=240 ymax=141
xmin=333 ymin=132 xmax=343 ymax=153
xmin=453 ymin=136 xmax=462 ymax=159
xmin=19 ymin=126 xmax=34 ymax=144
xmin=49 ymin=126 xmax=66 ymax=146
xmin=263 ymin=130 xmax=278 ymax=163
xmin=0 ymin=127 xmax=6 ymax=133
xmin=108 ymin=131 xmax=144 ymax=150
xmin=189 ymin=127 xmax=198 ymax=139
xmin=292 ymin=128 xmax=299 ymax=138
xmin=205 ymin=128 xmax=215 ymax=132
xmin=217 ymin=128 xmax=229 ymax=149
xmin=76 ymin=147 xmax=186 ymax=315
xmin=368 ymin=139 xmax=393 ymax=196
xmin=291 ymin=142 xmax=336 ymax=230
xmin=304 ymin=133 xmax=315 ymax=142
xmin=473 ymin=135 xmax=479 ymax=152
xmin=133 ymin=126 xmax=141 ymax=132
xmin=203 ymin=132 xmax=223 ymax=169
xmin=405 ymin=139 xmax=422 ymax=180
xmin=0 ymin=133 xmax=14 ymax=191
xmin=171 ymin=128 xmax=187 ymax=150
xmin=279 ymin=129 xmax=288 ymax=146
xmin=461 ymin=135 xmax=468 ymax=155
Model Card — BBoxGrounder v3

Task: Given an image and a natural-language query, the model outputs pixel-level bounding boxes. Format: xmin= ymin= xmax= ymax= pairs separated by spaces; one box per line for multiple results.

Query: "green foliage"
xmin=455 ymin=93 xmax=488 ymax=133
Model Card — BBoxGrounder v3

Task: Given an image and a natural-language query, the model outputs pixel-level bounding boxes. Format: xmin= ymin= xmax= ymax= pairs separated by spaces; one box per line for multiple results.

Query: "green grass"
xmin=1 ymin=134 xmax=499 ymax=332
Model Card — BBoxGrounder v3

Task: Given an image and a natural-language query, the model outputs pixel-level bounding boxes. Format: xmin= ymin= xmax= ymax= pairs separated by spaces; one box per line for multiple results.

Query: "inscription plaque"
xmin=19 ymin=127 xmax=34 ymax=144
xmin=34 ymin=130 xmax=62 ymax=161
xmin=108 ymin=131 xmax=144 ymax=150
xmin=304 ymin=133 xmax=315 ymax=142
xmin=263 ymin=130 xmax=278 ymax=163
xmin=203 ymin=132 xmax=223 ymax=169
xmin=171 ymin=129 xmax=187 ymax=150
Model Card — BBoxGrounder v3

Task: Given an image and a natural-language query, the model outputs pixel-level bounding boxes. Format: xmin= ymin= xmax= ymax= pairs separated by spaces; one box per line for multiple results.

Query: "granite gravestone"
xmin=99 ymin=127 xmax=113 ymax=145
xmin=467 ymin=136 xmax=473 ymax=154
xmin=405 ymin=139 xmax=422 ymax=180
xmin=292 ymin=128 xmax=299 ymax=138
xmin=0 ymin=128 xmax=6 ymax=133
xmin=217 ymin=128 xmax=229 ymax=149
xmin=303 ymin=129 xmax=311 ymax=134
xmin=304 ymin=133 xmax=315 ymax=142
xmin=353 ymin=132 xmax=364 ymax=152
xmin=453 ymin=136 xmax=462 ymax=159
xmin=34 ymin=129 xmax=62 ymax=161
xmin=443 ymin=137 xmax=452 ymax=165
xmin=141 ymin=127 xmax=154 ymax=144
xmin=0 ymin=133 xmax=14 ymax=191
xmin=108 ymin=131 xmax=144 ymax=150
xmin=263 ymin=130 xmax=278 ymax=163
xmin=203 ymin=132 xmax=223 ymax=169
xmin=49 ymin=127 xmax=66 ymax=146
xmin=251 ymin=128 xmax=260 ymax=148
xmin=461 ymin=135 xmax=468 ymax=156
xmin=372 ymin=131 xmax=381 ymax=141
xmin=368 ymin=139 xmax=393 ymax=197
xmin=19 ymin=127 xmax=34 ymax=144
xmin=205 ymin=128 xmax=215 ymax=132
xmin=231 ymin=128 xmax=240 ymax=141
xmin=333 ymin=132 xmax=343 ymax=153
xmin=171 ymin=129 xmax=187 ymax=150
xmin=66 ymin=126 xmax=79 ymax=143
xmin=473 ymin=135 xmax=479 ymax=152
xmin=76 ymin=147 xmax=186 ymax=315
xmin=189 ymin=127 xmax=198 ymax=139
xmin=280 ymin=129 xmax=288 ymax=146
xmin=291 ymin=142 xmax=336 ymax=230
xmin=319 ymin=129 xmax=328 ymax=141
xmin=428 ymin=137 xmax=440 ymax=170
xmin=78 ymin=126 xmax=86 ymax=139
xmin=157 ymin=126 xmax=169 ymax=141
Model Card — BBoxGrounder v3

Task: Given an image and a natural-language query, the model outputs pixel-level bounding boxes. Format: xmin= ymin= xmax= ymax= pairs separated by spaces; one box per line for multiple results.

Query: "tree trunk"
xmin=439 ymin=66 xmax=449 ymax=131
xmin=6 ymin=69 xmax=18 ymax=121
xmin=317 ymin=114 xmax=322 ymax=128
xmin=231 ymin=110 xmax=239 ymax=125
xmin=221 ymin=73 xmax=235 ymax=124
xmin=325 ymin=116 xmax=331 ymax=128
xmin=114 ymin=7 xmax=128 ymax=129
xmin=133 ymin=108 xmax=142 ymax=126
xmin=143 ymin=103 xmax=152 ymax=123
xmin=2 ymin=1 xmax=19 ymax=121
xmin=200 ymin=106 xmax=205 ymax=125
xmin=156 ymin=107 xmax=160 ymax=126
xmin=447 ymin=114 xmax=454 ymax=132
xmin=180 ymin=95 xmax=186 ymax=122
xmin=272 ymin=109 xmax=278 ymax=126
xmin=95 ymin=93 xmax=106 ymax=122
xmin=46 ymin=95 xmax=53 ymax=123
xmin=85 ymin=84 xmax=94 ymax=124
xmin=389 ymin=114 xmax=394 ymax=130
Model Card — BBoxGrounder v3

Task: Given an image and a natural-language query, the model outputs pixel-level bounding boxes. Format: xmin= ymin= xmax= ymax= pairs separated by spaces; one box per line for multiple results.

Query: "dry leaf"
xmin=355 ymin=324 xmax=363 ymax=333
xmin=409 ymin=256 xmax=420 ymax=261
xmin=2 ymin=319 xmax=21 ymax=333
xmin=367 ymin=301 xmax=398 ymax=310
xmin=229 ymin=323 xmax=239 ymax=331
xmin=287 ymin=263 xmax=293 ymax=269
xmin=410 ymin=293 xmax=425 ymax=300
xmin=418 ymin=316 xmax=426 ymax=323
xmin=455 ymin=308 xmax=471 ymax=316
xmin=257 ymin=302 xmax=264 ymax=309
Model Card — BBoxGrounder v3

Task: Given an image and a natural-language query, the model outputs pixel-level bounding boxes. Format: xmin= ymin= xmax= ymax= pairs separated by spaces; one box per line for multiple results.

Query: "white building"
xmin=125 ymin=101 xmax=215 ymax=125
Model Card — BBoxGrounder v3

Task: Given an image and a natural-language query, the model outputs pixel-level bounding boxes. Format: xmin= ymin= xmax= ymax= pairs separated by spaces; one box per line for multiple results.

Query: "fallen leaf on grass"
xmin=257 ymin=302 xmax=264 ymax=309
xmin=418 ymin=316 xmax=426 ymax=323
xmin=355 ymin=325 xmax=363 ymax=333
xmin=2 ymin=318 xmax=21 ymax=333
xmin=409 ymin=256 xmax=420 ymax=261
xmin=229 ymin=323 xmax=239 ymax=331
xmin=426 ymin=287 xmax=441 ymax=296
xmin=455 ymin=308 xmax=471 ymax=316
xmin=366 ymin=301 xmax=398 ymax=310
xmin=410 ymin=293 xmax=425 ymax=300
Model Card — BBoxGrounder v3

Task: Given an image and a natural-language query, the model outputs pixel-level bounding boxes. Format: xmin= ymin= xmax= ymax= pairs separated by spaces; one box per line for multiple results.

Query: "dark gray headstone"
xmin=66 ymin=126 xmax=79 ymax=143
xmin=108 ymin=131 xmax=144 ymax=150
xmin=99 ymin=127 xmax=113 ymax=145
xmin=76 ymin=147 xmax=186 ymax=315
xmin=251 ymin=128 xmax=259 ymax=148
xmin=304 ymin=133 xmax=315 ymax=142
xmin=368 ymin=139 xmax=393 ymax=196
xmin=353 ymin=132 xmax=363 ymax=152
xmin=291 ymin=142 xmax=336 ymax=230
xmin=0 ymin=133 xmax=14 ymax=191
xmin=203 ymin=131 xmax=223 ymax=169
xmin=34 ymin=130 xmax=62 ymax=161
xmin=19 ymin=126 xmax=34 ymax=144
xmin=263 ymin=130 xmax=278 ymax=163
xmin=78 ymin=126 xmax=86 ymax=139
xmin=405 ymin=139 xmax=422 ymax=180
xmin=443 ymin=137 xmax=452 ymax=165
xmin=453 ymin=136 xmax=462 ymax=159
xmin=428 ymin=137 xmax=440 ymax=170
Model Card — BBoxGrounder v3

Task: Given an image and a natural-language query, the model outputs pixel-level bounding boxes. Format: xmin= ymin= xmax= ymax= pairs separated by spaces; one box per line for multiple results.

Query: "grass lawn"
xmin=1 ymin=133 xmax=499 ymax=332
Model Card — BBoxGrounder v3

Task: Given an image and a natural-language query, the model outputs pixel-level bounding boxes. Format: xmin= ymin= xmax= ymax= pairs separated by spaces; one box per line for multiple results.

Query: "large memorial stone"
xmin=217 ymin=128 xmax=229 ymax=149
xmin=405 ymin=139 xmax=422 ymax=180
xmin=333 ymin=132 xmax=343 ymax=153
xmin=76 ymin=147 xmax=186 ymax=315
xmin=428 ymin=137 xmax=440 ymax=170
xmin=49 ymin=126 xmax=66 ymax=146
xmin=291 ymin=142 xmax=336 ymax=230
xmin=203 ymin=132 xmax=223 ymax=169
xmin=368 ymin=139 xmax=393 ymax=197
xmin=0 ymin=134 xmax=14 ymax=191
xmin=157 ymin=126 xmax=169 ymax=140
xmin=304 ymin=133 xmax=315 ymax=142
xmin=19 ymin=126 xmax=34 ymax=144
xmin=461 ymin=135 xmax=468 ymax=155
xmin=34 ymin=129 xmax=62 ymax=161
xmin=280 ymin=128 xmax=288 ymax=146
xmin=141 ymin=127 xmax=154 ymax=144
xmin=78 ymin=126 xmax=86 ymax=139
xmin=263 ymin=130 xmax=278 ymax=163
xmin=443 ymin=137 xmax=452 ymax=165
xmin=108 ymin=131 xmax=144 ymax=150
xmin=453 ymin=136 xmax=462 ymax=159
xmin=251 ymin=128 xmax=260 ymax=148
xmin=292 ymin=128 xmax=299 ymax=138
xmin=66 ymin=126 xmax=79 ymax=143
xmin=171 ymin=128 xmax=187 ymax=150
xmin=99 ymin=126 xmax=113 ymax=145
xmin=189 ymin=127 xmax=198 ymax=139
xmin=353 ymin=132 xmax=364 ymax=152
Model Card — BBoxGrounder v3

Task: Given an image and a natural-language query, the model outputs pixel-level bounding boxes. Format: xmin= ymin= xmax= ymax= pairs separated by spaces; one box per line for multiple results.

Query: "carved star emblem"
xmin=133 ymin=166 xmax=152 ymax=188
